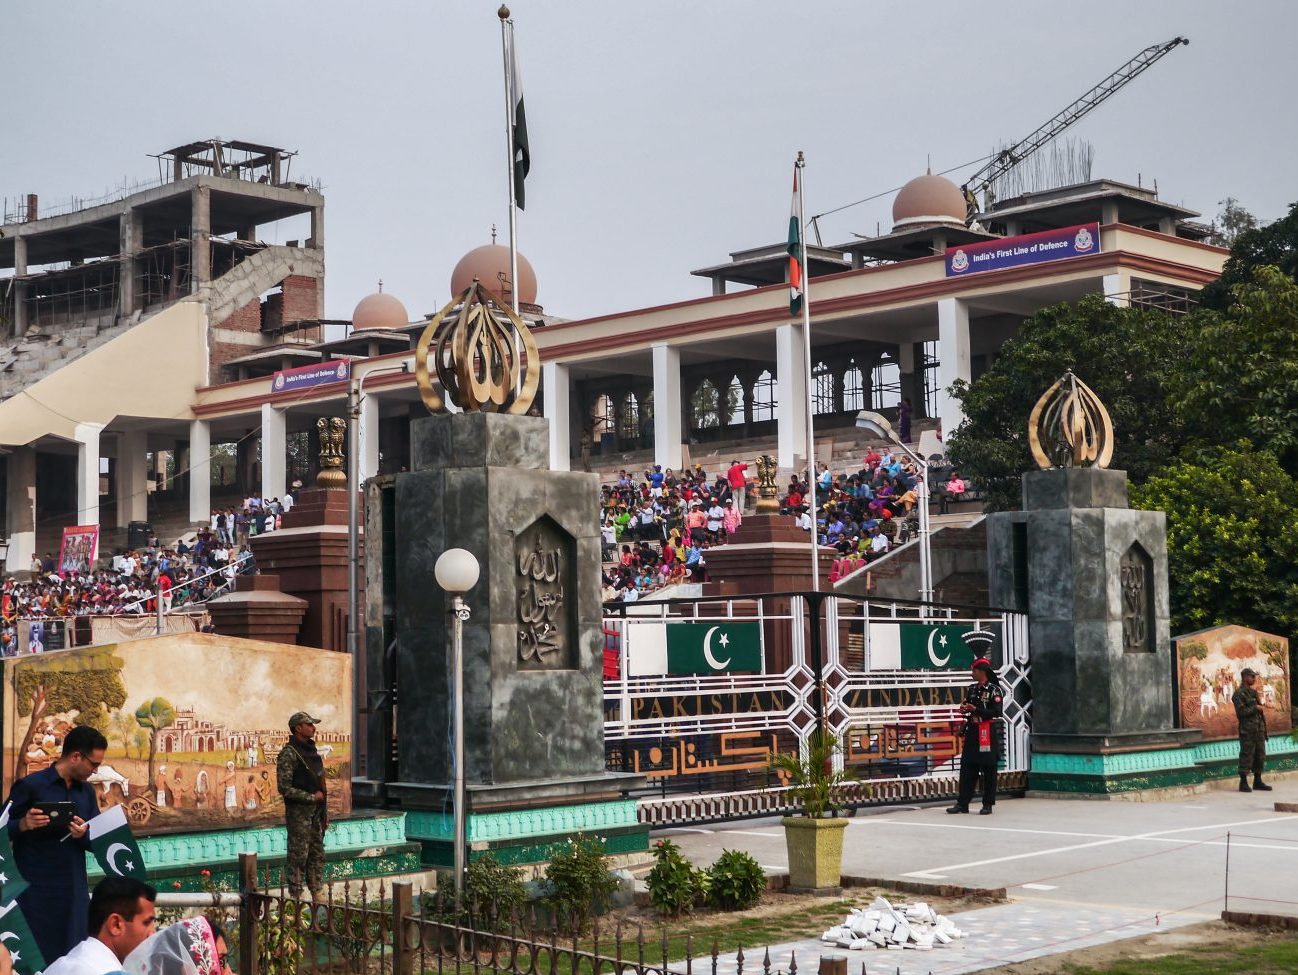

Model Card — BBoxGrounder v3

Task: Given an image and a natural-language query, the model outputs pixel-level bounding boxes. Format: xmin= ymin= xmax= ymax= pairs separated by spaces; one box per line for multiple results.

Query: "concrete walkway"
xmin=656 ymin=777 xmax=1298 ymax=973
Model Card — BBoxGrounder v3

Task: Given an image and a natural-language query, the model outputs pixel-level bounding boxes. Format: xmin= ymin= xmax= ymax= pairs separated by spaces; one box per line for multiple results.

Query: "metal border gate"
xmin=603 ymin=591 xmax=1030 ymax=826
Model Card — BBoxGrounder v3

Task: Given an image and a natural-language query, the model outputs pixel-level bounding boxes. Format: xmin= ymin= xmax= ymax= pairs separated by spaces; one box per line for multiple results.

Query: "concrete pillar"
xmin=260 ymin=403 xmax=287 ymax=500
xmin=542 ymin=362 xmax=571 ymax=472
xmin=711 ymin=278 xmax=726 ymax=297
xmin=74 ymin=422 xmax=105 ymax=528
xmin=191 ymin=185 xmax=211 ymax=293
xmin=775 ymin=324 xmax=809 ymax=469
xmin=358 ymin=389 xmax=381 ymax=483
xmin=937 ymin=298 xmax=971 ymax=439
xmin=119 ymin=208 xmax=140 ymax=317
xmin=12 ymin=235 xmax=27 ymax=337
xmin=189 ymin=419 xmax=212 ymax=524
xmin=1101 ymin=199 xmax=1119 ymax=225
xmin=117 ymin=431 xmax=149 ymax=528
xmin=310 ymin=205 xmax=325 ymax=251
xmin=1103 ymin=272 xmax=1130 ymax=307
xmin=4 ymin=447 xmax=37 ymax=574
xmin=153 ymin=449 xmax=170 ymax=492
xmin=652 ymin=344 xmax=683 ymax=471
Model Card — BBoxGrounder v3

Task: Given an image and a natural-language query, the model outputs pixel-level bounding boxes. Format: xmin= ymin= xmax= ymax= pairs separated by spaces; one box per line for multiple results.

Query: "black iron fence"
xmin=229 ymin=853 xmax=804 ymax=975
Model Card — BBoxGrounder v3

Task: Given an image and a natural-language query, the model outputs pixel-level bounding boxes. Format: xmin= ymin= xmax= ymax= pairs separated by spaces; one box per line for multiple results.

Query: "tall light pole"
xmin=347 ymin=361 xmax=409 ymax=783
xmin=855 ymin=410 xmax=933 ymax=603
xmin=434 ymin=547 xmax=479 ymax=904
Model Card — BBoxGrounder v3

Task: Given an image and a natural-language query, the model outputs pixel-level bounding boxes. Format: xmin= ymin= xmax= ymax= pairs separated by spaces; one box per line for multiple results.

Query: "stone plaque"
xmin=515 ymin=516 xmax=577 ymax=670
xmin=1120 ymin=543 xmax=1154 ymax=653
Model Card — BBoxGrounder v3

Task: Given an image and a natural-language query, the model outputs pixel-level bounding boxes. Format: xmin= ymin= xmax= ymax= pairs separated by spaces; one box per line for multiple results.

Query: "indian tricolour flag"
xmin=88 ymin=804 xmax=149 ymax=881
xmin=788 ymin=164 xmax=803 ymax=315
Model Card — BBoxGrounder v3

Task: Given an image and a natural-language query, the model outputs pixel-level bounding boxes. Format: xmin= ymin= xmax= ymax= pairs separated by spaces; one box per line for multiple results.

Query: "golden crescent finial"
xmin=414 ymin=279 xmax=539 ymax=415
xmin=1027 ymin=371 xmax=1114 ymax=470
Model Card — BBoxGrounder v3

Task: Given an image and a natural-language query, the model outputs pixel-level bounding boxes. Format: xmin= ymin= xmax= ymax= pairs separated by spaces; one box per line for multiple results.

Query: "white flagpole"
xmin=797 ymin=151 xmax=820 ymax=591
xmin=499 ymin=8 xmax=521 ymax=316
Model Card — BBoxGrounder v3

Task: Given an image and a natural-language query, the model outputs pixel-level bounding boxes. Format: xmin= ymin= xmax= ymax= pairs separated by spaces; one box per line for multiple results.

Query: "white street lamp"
xmin=855 ymin=410 xmax=934 ymax=603
xmin=434 ymin=547 xmax=479 ymax=903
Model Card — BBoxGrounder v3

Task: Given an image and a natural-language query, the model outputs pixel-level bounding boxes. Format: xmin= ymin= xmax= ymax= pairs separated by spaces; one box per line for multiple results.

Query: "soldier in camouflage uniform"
xmin=277 ymin=711 xmax=328 ymax=898
xmin=1232 ymin=668 xmax=1272 ymax=793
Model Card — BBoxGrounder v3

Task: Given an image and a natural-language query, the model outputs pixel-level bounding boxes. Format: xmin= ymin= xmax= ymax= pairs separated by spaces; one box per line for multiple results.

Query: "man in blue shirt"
xmin=6 ymin=725 xmax=106 ymax=964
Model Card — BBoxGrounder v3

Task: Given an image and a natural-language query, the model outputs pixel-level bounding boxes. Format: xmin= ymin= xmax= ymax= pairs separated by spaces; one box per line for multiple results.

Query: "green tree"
xmin=1176 ymin=266 xmax=1298 ymax=472
xmin=1130 ymin=444 xmax=1298 ymax=639
xmin=110 ymin=709 xmax=139 ymax=756
xmin=13 ymin=649 xmax=126 ymax=779
xmin=947 ymin=295 xmax=1189 ymax=510
xmin=1200 ymin=200 xmax=1298 ymax=309
xmin=135 ymin=697 xmax=178 ymax=797
xmin=1205 ymin=197 xmax=1259 ymax=249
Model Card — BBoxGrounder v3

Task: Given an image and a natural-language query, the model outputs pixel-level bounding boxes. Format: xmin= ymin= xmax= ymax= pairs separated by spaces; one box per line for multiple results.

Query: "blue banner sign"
xmin=272 ymin=360 xmax=350 ymax=393
xmin=946 ymin=223 xmax=1100 ymax=277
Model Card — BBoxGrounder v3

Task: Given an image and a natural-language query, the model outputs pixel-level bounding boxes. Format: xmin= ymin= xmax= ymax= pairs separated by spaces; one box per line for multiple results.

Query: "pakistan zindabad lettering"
xmin=517 ymin=540 xmax=564 ymax=663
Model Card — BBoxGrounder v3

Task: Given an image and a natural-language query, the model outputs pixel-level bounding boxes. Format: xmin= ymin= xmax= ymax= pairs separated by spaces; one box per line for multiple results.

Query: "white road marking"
xmin=900 ymin=871 xmax=947 ymax=879
xmin=1020 ymin=883 xmax=1058 ymax=891
xmin=658 ymin=827 xmax=713 ymax=834
xmin=896 ymin=815 xmax=1287 ymax=877
xmin=760 ymin=864 xmax=784 ymax=871
xmin=849 ymin=819 xmax=1120 ymax=840
xmin=724 ymin=830 xmax=783 ymax=838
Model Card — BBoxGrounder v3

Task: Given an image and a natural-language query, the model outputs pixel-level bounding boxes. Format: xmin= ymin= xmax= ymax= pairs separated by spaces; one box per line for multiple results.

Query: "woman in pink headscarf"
xmin=123 ymin=915 xmax=232 ymax=975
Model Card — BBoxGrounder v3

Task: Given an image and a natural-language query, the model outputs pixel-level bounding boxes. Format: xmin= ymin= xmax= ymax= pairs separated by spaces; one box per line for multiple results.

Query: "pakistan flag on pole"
xmin=89 ymin=804 xmax=148 ymax=880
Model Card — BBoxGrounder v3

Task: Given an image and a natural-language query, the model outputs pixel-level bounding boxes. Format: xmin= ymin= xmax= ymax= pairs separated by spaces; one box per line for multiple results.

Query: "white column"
xmin=4 ymin=446 xmax=37 ymax=574
xmin=936 ymin=298 xmax=971 ymax=440
xmin=1102 ymin=271 xmax=1130 ymax=306
xmin=117 ymin=431 xmax=149 ymax=527
xmin=74 ymin=422 xmax=105 ymax=528
xmin=652 ymin=345 xmax=683 ymax=471
xmin=260 ymin=403 xmax=287 ymax=500
xmin=189 ymin=419 xmax=212 ymax=523
xmin=775 ymin=324 xmax=809 ymax=469
xmin=358 ymin=389 xmax=382 ymax=483
xmin=542 ymin=362 xmax=571 ymax=472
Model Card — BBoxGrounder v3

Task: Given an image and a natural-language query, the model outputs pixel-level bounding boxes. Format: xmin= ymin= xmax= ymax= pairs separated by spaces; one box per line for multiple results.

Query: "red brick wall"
xmin=280 ymin=275 xmax=320 ymax=324
xmin=218 ymin=298 xmax=262 ymax=333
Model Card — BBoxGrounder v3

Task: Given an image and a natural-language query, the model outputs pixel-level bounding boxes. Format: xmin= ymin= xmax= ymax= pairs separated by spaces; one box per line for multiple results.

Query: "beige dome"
xmin=450 ymin=244 xmax=538 ymax=307
xmin=892 ymin=173 xmax=966 ymax=231
xmin=351 ymin=290 xmax=410 ymax=331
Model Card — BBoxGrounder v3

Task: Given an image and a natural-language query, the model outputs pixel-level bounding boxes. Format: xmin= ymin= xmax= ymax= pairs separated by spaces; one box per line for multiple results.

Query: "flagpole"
xmin=499 ymin=7 xmax=521 ymax=316
xmin=797 ymin=151 xmax=820 ymax=591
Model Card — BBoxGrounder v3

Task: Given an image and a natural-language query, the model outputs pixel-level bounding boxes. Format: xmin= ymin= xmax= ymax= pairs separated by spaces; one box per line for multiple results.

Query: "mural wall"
xmin=2 ymin=633 xmax=351 ymax=835
xmin=1174 ymin=625 xmax=1291 ymax=741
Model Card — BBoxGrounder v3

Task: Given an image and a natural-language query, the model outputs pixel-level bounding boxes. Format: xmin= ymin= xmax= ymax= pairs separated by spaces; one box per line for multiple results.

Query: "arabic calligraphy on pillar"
xmin=515 ymin=519 xmax=574 ymax=668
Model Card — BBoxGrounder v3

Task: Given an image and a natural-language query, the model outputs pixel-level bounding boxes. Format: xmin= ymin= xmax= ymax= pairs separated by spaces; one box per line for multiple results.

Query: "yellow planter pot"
xmin=781 ymin=816 xmax=848 ymax=891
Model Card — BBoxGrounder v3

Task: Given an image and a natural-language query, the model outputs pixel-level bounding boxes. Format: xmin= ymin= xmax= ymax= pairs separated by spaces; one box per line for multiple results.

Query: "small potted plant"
xmin=768 ymin=728 xmax=849 ymax=892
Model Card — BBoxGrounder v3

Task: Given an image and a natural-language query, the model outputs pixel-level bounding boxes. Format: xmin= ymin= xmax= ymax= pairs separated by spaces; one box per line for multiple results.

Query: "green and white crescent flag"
xmin=0 ymin=891 xmax=45 ymax=975
xmin=89 ymin=804 xmax=148 ymax=880
xmin=869 ymin=622 xmax=998 ymax=671
xmin=626 ymin=622 xmax=762 ymax=676
xmin=0 ymin=804 xmax=28 ymax=895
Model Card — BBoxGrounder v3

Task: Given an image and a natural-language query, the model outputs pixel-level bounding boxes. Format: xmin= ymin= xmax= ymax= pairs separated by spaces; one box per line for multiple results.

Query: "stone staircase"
xmin=0 ymin=311 xmax=136 ymax=401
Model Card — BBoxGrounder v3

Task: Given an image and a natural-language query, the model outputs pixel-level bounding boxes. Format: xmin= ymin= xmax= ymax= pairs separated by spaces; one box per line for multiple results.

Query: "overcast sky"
xmin=5 ymin=1 xmax=1296 ymax=322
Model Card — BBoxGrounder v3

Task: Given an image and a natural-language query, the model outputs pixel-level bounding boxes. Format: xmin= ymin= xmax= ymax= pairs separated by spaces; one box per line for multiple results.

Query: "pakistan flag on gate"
xmin=0 ymin=804 xmax=45 ymax=975
xmin=89 ymin=804 xmax=149 ymax=880
xmin=869 ymin=622 xmax=999 ymax=671
xmin=626 ymin=622 xmax=763 ymax=676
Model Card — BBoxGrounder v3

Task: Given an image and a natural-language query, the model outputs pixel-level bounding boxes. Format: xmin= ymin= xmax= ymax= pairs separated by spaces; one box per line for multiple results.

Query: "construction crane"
xmin=962 ymin=36 xmax=1189 ymax=223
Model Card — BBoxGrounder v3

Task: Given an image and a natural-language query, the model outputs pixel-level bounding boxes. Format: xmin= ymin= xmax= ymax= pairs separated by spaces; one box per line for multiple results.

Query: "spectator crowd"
xmin=600 ymin=450 xmax=971 ymax=600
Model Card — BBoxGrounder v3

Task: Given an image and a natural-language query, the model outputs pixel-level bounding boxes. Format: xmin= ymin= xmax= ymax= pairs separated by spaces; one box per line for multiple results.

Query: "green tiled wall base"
xmin=1030 ymin=735 xmax=1298 ymax=795
xmin=416 ymin=824 xmax=650 ymax=869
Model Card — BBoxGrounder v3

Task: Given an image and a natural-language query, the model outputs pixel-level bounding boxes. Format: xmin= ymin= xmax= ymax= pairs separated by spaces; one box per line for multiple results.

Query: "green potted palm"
xmin=768 ymin=728 xmax=849 ymax=892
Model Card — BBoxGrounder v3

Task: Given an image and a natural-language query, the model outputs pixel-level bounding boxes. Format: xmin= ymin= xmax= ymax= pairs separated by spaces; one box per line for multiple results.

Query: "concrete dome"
xmin=351 ymin=290 xmax=410 ymax=331
xmin=450 ymin=244 xmax=538 ymax=306
xmin=892 ymin=173 xmax=966 ymax=231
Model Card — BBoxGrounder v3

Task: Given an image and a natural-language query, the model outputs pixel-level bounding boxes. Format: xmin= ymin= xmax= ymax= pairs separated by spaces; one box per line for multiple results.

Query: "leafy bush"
xmin=646 ymin=839 xmax=704 ymax=916
xmin=466 ymin=854 xmax=528 ymax=921
xmin=767 ymin=728 xmax=847 ymax=818
xmin=705 ymin=849 xmax=765 ymax=911
xmin=544 ymin=836 xmax=618 ymax=933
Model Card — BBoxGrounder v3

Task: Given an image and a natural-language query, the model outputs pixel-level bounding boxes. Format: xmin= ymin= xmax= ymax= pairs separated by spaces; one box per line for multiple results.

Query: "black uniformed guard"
xmin=948 ymin=658 xmax=1003 ymax=815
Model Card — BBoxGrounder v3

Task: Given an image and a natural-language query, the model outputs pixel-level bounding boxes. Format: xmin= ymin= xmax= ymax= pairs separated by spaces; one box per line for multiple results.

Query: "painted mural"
xmin=2 ymin=633 xmax=351 ymax=835
xmin=1174 ymin=625 xmax=1291 ymax=741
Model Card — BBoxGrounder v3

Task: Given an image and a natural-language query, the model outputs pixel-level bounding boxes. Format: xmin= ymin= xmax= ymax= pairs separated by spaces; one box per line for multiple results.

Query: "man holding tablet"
xmin=5 ymin=725 xmax=106 ymax=963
